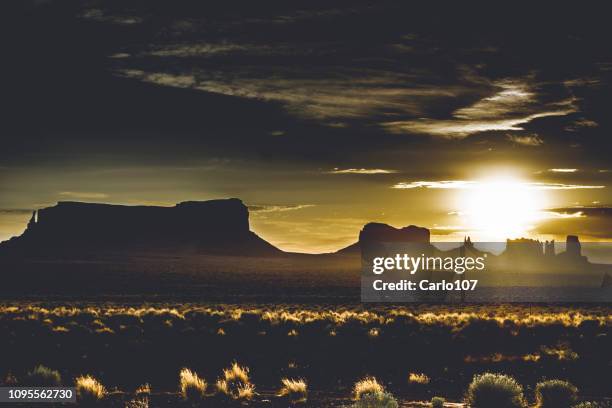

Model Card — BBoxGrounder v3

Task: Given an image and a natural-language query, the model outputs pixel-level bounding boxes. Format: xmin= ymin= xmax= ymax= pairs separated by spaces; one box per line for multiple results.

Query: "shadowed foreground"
xmin=1 ymin=302 xmax=611 ymax=407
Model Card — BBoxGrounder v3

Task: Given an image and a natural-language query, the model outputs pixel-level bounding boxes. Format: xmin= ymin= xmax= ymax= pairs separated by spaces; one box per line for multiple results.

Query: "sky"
xmin=2 ymin=1 xmax=612 ymax=253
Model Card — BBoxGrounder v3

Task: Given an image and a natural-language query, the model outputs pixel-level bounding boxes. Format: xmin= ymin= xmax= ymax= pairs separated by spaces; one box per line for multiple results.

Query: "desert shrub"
xmin=277 ymin=378 xmax=307 ymax=403
xmin=26 ymin=365 xmax=62 ymax=386
xmin=535 ymin=380 xmax=578 ymax=408
xmin=179 ymin=368 xmax=207 ymax=401
xmin=465 ymin=373 xmax=526 ymax=408
xmin=352 ymin=377 xmax=398 ymax=408
xmin=216 ymin=362 xmax=255 ymax=400
xmin=431 ymin=396 xmax=445 ymax=407
xmin=352 ymin=391 xmax=398 ymax=408
xmin=75 ymin=375 xmax=106 ymax=404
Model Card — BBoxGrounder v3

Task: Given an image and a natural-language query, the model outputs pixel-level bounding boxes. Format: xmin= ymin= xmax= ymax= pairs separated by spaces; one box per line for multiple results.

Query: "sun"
xmin=458 ymin=176 xmax=546 ymax=240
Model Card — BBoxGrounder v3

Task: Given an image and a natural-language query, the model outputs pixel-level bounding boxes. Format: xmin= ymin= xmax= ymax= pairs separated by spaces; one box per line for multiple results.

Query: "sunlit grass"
xmin=277 ymin=378 xmax=308 ymax=403
xmin=179 ymin=368 xmax=206 ymax=401
xmin=216 ymin=362 xmax=255 ymax=400
xmin=353 ymin=376 xmax=385 ymax=400
xmin=408 ymin=372 xmax=430 ymax=385
xmin=75 ymin=375 xmax=106 ymax=404
xmin=1 ymin=303 xmax=610 ymax=330
xmin=26 ymin=365 xmax=62 ymax=386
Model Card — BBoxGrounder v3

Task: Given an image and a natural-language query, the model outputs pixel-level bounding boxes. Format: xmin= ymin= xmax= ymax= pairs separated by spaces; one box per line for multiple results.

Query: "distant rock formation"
xmin=503 ymin=236 xmax=586 ymax=263
xmin=505 ymin=238 xmax=545 ymax=259
xmin=566 ymin=235 xmax=582 ymax=257
xmin=336 ymin=223 xmax=430 ymax=255
xmin=0 ymin=199 xmax=281 ymax=257
xmin=359 ymin=222 xmax=430 ymax=244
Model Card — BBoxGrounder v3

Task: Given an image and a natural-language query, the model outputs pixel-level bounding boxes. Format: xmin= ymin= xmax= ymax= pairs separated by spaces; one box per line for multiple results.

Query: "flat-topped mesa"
xmin=1 ymin=198 xmax=280 ymax=256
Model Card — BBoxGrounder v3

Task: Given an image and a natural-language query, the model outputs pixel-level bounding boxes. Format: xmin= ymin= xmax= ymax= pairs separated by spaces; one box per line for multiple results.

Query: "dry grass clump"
xmin=216 ymin=362 xmax=255 ymax=400
xmin=179 ymin=368 xmax=207 ymax=401
xmin=75 ymin=375 xmax=107 ymax=404
xmin=277 ymin=378 xmax=307 ymax=403
xmin=353 ymin=376 xmax=385 ymax=400
xmin=26 ymin=365 xmax=62 ymax=386
xmin=535 ymin=379 xmax=578 ymax=408
xmin=408 ymin=372 xmax=430 ymax=385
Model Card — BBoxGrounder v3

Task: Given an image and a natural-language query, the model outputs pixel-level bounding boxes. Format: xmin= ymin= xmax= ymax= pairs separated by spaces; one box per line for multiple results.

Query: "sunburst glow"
xmin=458 ymin=176 xmax=547 ymax=240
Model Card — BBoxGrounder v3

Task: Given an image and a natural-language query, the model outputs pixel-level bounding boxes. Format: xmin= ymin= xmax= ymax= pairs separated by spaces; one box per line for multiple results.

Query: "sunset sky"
xmin=2 ymin=1 xmax=612 ymax=252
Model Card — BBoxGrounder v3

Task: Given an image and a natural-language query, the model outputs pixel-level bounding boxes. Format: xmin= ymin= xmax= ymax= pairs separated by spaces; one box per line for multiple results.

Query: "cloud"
xmin=383 ymin=80 xmax=578 ymax=138
xmin=58 ymin=192 xmax=109 ymax=199
xmin=392 ymin=180 xmax=604 ymax=190
xmin=507 ymin=134 xmax=543 ymax=146
xmin=384 ymin=110 xmax=574 ymax=138
xmin=116 ymin=68 xmax=463 ymax=122
xmin=565 ymin=118 xmax=598 ymax=132
xmin=536 ymin=207 xmax=612 ymax=239
xmin=249 ymin=204 xmax=315 ymax=213
xmin=328 ymin=168 xmax=397 ymax=174
xmin=548 ymin=168 xmax=578 ymax=173
xmin=547 ymin=207 xmax=612 ymax=217
xmin=527 ymin=183 xmax=604 ymax=190
xmin=79 ymin=9 xmax=142 ymax=25
xmin=393 ymin=181 xmax=476 ymax=189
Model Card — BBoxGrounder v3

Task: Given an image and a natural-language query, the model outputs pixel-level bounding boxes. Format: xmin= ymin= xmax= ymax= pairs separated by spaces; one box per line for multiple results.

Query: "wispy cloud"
xmin=383 ymin=80 xmax=577 ymax=138
xmin=116 ymin=68 xmax=462 ymax=122
xmin=393 ymin=181 xmax=476 ymax=189
xmin=507 ymin=134 xmax=543 ymax=146
xmin=392 ymin=180 xmax=604 ymax=190
xmin=249 ymin=204 xmax=315 ymax=213
xmin=79 ymin=9 xmax=142 ymax=25
xmin=547 ymin=207 xmax=612 ymax=217
xmin=548 ymin=168 xmax=578 ymax=173
xmin=528 ymin=183 xmax=604 ymax=190
xmin=384 ymin=110 xmax=574 ymax=138
xmin=328 ymin=168 xmax=396 ymax=174
xmin=565 ymin=118 xmax=598 ymax=132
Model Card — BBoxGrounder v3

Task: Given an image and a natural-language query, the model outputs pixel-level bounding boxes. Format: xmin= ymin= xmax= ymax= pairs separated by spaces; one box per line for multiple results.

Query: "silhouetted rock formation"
xmin=0 ymin=199 xmax=281 ymax=257
xmin=354 ymin=223 xmax=433 ymax=261
xmin=566 ymin=235 xmax=582 ymax=257
xmin=505 ymin=238 xmax=545 ymax=259
xmin=359 ymin=223 xmax=430 ymax=244
xmin=337 ymin=223 xmax=430 ymax=255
